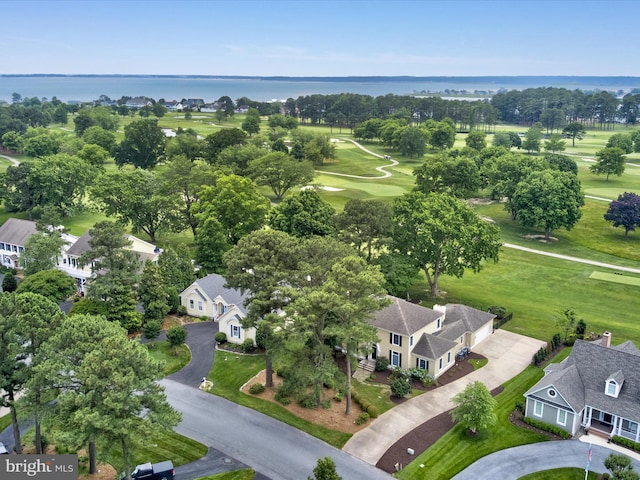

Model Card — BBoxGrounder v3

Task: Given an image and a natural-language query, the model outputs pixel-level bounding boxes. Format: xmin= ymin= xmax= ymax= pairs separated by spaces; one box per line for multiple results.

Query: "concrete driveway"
xmin=343 ymin=330 xmax=546 ymax=465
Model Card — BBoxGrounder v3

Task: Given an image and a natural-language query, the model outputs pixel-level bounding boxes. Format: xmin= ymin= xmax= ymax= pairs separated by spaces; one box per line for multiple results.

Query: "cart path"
xmin=316 ymin=138 xmax=399 ymax=179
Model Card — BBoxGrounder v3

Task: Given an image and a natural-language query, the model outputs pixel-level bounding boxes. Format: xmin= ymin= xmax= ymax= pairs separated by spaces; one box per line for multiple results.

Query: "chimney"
xmin=601 ymin=331 xmax=612 ymax=348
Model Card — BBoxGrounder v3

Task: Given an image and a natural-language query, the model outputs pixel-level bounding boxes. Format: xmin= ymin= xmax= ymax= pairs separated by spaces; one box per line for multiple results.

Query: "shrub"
xmin=422 ymin=374 xmax=436 ymax=387
xmin=522 ymin=417 xmax=571 ymax=439
xmin=200 ymin=315 xmax=209 ymax=321
xmin=320 ymin=399 xmax=331 ymax=409
xmin=143 ymin=320 xmax=162 ymax=341
xmin=241 ymin=338 xmax=255 ymax=353
xmin=563 ymin=336 xmax=576 ymax=347
xmin=248 ymin=383 xmax=265 ymax=395
xmin=575 ymin=319 xmax=587 ymax=336
xmin=334 ymin=392 xmax=343 ymax=402
xmin=514 ymin=401 xmax=525 ymax=413
xmin=214 ymin=332 xmax=227 ymax=344
xmin=2 ymin=272 xmax=18 ymax=293
xmin=368 ymin=373 xmax=376 ymax=381
xmin=351 ymin=391 xmax=360 ymax=404
xmin=276 ymin=367 xmax=288 ymax=378
xmin=390 ymin=377 xmax=411 ymax=398
xmin=533 ymin=346 xmax=550 ymax=366
xmin=176 ymin=305 xmax=187 ymax=316
xmin=298 ymin=393 xmax=317 ymax=409
xmin=367 ymin=405 xmax=379 ymax=418
xmin=166 ymin=326 xmax=187 ymax=346
xmin=488 ymin=305 xmax=507 ymax=318
xmin=274 ymin=387 xmax=292 ymax=405
xmin=355 ymin=412 xmax=370 ymax=425
xmin=611 ymin=435 xmax=640 ymax=453
xmin=359 ymin=400 xmax=371 ymax=412
xmin=375 ymin=356 xmax=390 ymax=371
xmin=551 ymin=333 xmax=562 ymax=350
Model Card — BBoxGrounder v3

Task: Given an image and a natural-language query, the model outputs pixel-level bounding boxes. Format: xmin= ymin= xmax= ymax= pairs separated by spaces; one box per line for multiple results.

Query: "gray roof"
xmin=190 ymin=273 xmax=250 ymax=315
xmin=66 ymin=231 xmax=92 ymax=257
xmin=370 ymin=296 xmax=442 ymax=335
xmin=0 ymin=218 xmax=37 ymax=246
xmin=614 ymin=340 xmax=640 ymax=356
xmin=443 ymin=304 xmax=495 ymax=332
xmin=435 ymin=319 xmax=467 ymax=342
xmin=413 ymin=333 xmax=457 ymax=359
xmin=526 ymin=340 xmax=640 ymax=423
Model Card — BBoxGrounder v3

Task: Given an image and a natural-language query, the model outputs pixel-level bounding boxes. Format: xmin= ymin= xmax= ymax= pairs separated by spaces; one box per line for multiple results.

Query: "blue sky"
xmin=2 ymin=0 xmax=638 ymax=76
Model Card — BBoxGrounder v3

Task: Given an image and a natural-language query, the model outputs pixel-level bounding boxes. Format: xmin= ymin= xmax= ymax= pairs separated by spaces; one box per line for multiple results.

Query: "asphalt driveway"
xmin=167 ymin=321 xmax=218 ymax=386
xmin=343 ymin=330 xmax=546 ymax=465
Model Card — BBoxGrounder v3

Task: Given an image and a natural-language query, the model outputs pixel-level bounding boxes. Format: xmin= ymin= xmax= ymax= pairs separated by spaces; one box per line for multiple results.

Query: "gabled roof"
xmin=526 ymin=340 xmax=640 ymax=423
xmin=187 ymin=273 xmax=249 ymax=315
xmin=413 ymin=332 xmax=457 ymax=359
xmin=66 ymin=231 xmax=93 ymax=257
xmin=614 ymin=340 xmax=640 ymax=356
xmin=0 ymin=218 xmax=37 ymax=246
xmin=443 ymin=304 xmax=495 ymax=332
xmin=370 ymin=296 xmax=442 ymax=336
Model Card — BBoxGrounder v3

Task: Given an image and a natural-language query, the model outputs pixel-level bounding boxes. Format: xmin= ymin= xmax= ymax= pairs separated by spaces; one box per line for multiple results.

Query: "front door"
xmin=371 ymin=346 xmax=377 ymax=360
xmin=603 ymin=413 xmax=613 ymax=425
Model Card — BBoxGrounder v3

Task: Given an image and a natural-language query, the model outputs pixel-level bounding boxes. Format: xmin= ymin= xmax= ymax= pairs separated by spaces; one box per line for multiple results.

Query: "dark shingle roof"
xmin=413 ymin=333 xmax=457 ymax=359
xmin=0 ymin=218 xmax=37 ymax=246
xmin=66 ymin=231 xmax=92 ymax=257
xmin=370 ymin=296 xmax=442 ymax=335
xmin=614 ymin=340 xmax=640 ymax=356
xmin=527 ymin=340 xmax=640 ymax=423
xmin=192 ymin=273 xmax=250 ymax=315
xmin=443 ymin=304 xmax=495 ymax=332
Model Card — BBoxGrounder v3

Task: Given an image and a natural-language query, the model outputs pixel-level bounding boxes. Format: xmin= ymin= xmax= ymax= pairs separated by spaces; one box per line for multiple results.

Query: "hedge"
xmin=523 ymin=417 xmax=571 ymax=439
xmin=611 ymin=435 xmax=640 ymax=453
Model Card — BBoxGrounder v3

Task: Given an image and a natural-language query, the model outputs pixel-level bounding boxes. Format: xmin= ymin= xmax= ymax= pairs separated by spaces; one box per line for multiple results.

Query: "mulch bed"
xmin=376 ymin=384 xmax=504 ymax=474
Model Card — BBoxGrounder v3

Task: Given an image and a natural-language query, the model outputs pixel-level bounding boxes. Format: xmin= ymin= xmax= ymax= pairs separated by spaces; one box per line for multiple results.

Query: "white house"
xmin=180 ymin=273 xmax=256 ymax=346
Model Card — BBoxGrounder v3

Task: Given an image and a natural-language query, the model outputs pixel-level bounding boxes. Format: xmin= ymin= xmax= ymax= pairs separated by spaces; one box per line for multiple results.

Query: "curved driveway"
xmin=452 ymin=440 xmax=640 ymax=480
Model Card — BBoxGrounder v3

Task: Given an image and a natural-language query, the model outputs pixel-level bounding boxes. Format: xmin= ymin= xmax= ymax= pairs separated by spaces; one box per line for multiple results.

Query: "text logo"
xmin=1 ymin=455 xmax=77 ymax=480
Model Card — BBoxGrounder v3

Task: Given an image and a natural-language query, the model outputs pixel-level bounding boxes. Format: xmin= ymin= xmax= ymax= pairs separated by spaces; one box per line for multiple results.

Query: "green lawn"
xmin=518 ymin=468 xmax=600 ymax=480
xmin=194 ymin=470 xmax=256 ymax=480
xmin=145 ymin=341 xmax=191 ymax=376
xmin=208 ymin=353 xmax=351 ymax=448
xmin=396 ymin=365 xmax=549 ymax=480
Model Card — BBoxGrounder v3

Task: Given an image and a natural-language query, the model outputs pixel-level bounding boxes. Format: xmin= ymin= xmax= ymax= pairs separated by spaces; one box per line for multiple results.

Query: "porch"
xmin=583 ymin=407 xmax=640 ymax=442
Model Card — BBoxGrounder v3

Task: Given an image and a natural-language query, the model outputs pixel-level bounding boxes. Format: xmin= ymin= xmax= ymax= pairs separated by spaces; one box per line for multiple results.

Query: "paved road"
xmin=343 ymin=330 xmax=546 ymax=465
xmin=452 ymin=440 xmax=640 ymax=480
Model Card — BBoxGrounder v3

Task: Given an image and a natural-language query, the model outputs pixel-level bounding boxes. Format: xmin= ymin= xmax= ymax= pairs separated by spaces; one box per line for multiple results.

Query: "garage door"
xmin=472 ymin=323 xmax=492 ymax=347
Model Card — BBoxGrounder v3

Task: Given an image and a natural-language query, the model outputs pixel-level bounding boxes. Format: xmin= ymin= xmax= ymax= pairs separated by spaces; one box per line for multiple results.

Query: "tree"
xmin=204 ymin=128 xmax=246 ymax=163
xmin=606 ymin=133 xmax=634 ymax=154
xmin=2 ymin=272 xmax=17 ymax=292
xmin=52 ymin=104 xmax=68 ymax=125
xmin=195 ymin=174 xmax=270 ymax=245
xmin=91 ymin=168 xmax=182 ymax=243
xmin=398 ymin=126 xmax=427 ymax=158
xmin=116 ymin=119 xmax=166 ymax=169
xmin=562 ymin=122 xmax=587 ymax=147
xmin=268 ymin=189 xmax=336 ymax=237
xmin=556 ymin=307 xmax=580 ymax=341
xmin=157 ymin=247 xmax=195 ymax=293
xmin=522 ymin=124 xmax=543 ymax=153
xmin=79 ymin=221 xmax=141 ymax=330
xmin=604 ymin=192 xmax=640 ymax=236
xmin=450 ymin=381 xmax=497 ymax=434
xmin=166 ymin=326 xmax=187 ymax=347
xmin=19 ymin=230 xmax=65 ymax=275
xmin=392 ymin=192 xmax=501 ymax=297
xmin=374 ymin=252 xmax=421 ymax=297
xmin=16 ymin=269 xmax=76 ymax=303
xmin=512 ymin=170 xmax=584 ymax=241
xmin=428 ymin=121 xmax=456 ymax=150
xmin=543 ymin=133 xmax=566 ymax=153
xmin=224 ymin=230 xmax=301 ymax=387
xmin=248 ymin=152 xmax=315 ymax=200
xmin=35 ymin=314 xmax=180 ymax=477
xmin=492 ymin=131 xmax=513 ymax=149
xmin=465 ymin=131 xmax=486 ymax=151
xmin=138 ymin=261 xmax=170 ymax=324
xmin=413 ymin=152 xmax=481 ymax=198
xmin=241 ymin=108 xmax=261 ymax=136
xmin=545 ymin=153 xmax=577 ymax=174
xmin=591 ymin=147 xmax=626 ymax=180
xmin=83 ymin=125 xmax=117 ymax=154
xmin=335 ymin=199 xmax=393 ymax=262
xmin=308 ymin=457 xmax=343 ymax=480
xmin=604 ymin=453 xmax=639 ymax=480
xmin=78 ymin=144 xmax=110 ymax=169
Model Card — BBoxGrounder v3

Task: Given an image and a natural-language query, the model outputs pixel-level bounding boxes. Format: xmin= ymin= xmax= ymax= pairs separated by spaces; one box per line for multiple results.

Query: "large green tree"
xmin=398 ymin=126 xmax=427 ymax=158
xmin=138 ymin=261 xmax=170 ymax=324
xmin=335 ymin=199 xmax=392 ymax=262
xmin=450 ymin=381 xmax=497 ymax=434
xmin=19 ymin=230 xmax=65 ymax=276
xmin=590 ymin=147 xmax=626 ymax=181
xmin=91 ymin=168 xmax=182 ymax=243
xmin=116 ymin=119 xmax=166 ymax=169
xmin=16 ymin=269 xmax=76 ymax=303
xmin=413 ymin=152 xmax=480 ymax=199
xmin=392 ymin=192 xmax=501 ymax=297
xmin=35 ymin=314 xmax=179 ymax=477
xmin=512 ymin=170 xmax=584 ymax=240
xmin=562 ymin=122 xmax=587 ymax=147
xmin=248 ymin=151 xmax=315 ymax=200
xmin=268 ymin=189 xmax=335 ymax=237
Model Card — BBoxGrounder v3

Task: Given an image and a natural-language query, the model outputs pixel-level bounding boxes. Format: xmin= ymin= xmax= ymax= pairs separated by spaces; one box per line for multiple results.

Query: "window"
xmin=417 ymin=358 xmax=428 ymax=370
xmin=230 ymin=325 xmax=241 ymax=338
xmin=548 ymin=388 xmax=557 ymax=398
xmin=533 ymin=400 xmax=543 ymax=418
xmin=409 ymin=335 xmax=414 ymax=347
xmin=390 ymin=350 xmax=401 ymax=367
xmin=436 ymin=318 xmax=441 ymax=329
xmin=197 ymin=301 xmax=203 ymax=312
xmin=438 ymin=358 xmax=443 ymax=370
xmin=189 ymin=299 xmax=194 ymax=309
xmin=390 ymin=333 xmax=402 ymax=346
xmin=606 ymin=380 xmax=618 ymax=397
xmin=460 ymin=336 xmax=464 ymax=344
xmin=447 ymin=352 xmax=451 ymax=364
xmin=557 ymin=409 xmax=567 ymax=426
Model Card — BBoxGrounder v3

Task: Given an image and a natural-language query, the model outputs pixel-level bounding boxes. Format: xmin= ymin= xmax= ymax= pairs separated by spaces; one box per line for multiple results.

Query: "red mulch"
xmin=376 ymin=382 xmax=504 ymax=474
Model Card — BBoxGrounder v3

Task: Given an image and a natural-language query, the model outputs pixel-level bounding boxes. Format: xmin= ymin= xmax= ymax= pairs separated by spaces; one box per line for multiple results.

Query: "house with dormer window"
xmin=368 ymin=296 xmax=495 ymax=379
xmin=179 ymin=273 xmax=255 ymax=346
xmin=524 ymin=332 xmax=640 ymax=441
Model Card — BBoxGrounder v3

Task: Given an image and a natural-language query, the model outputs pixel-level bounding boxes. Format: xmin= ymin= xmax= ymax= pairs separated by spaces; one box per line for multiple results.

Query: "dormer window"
xmin=436 ymin=318 xmax=442 ymax=329
xmin=606 ymin=380 xmax=619 ymax=397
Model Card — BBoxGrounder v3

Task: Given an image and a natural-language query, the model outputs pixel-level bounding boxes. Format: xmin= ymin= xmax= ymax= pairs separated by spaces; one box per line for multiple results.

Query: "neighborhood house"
xmin=180 ymin=273 xmax=255 ymax=346
xmin=368 ymin=296 xmax=495 ymax=379
xmin=524 ymin=333 xmax=640 ymax=442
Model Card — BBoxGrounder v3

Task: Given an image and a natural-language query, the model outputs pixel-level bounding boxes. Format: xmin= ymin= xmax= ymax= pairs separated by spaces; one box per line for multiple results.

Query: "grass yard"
xmin=208 ymin=353 xmax=351 ymax=448
xmin=194 ymin=470 xmax=256 ymax=480
xmin=518 ymin=468 xmax=600 ymax=480
xmin=351 ymin=379 xmax=396 ymax=414
xmin=145 ymin=341 xmax=191 ymax=376
xmin=396 ymin=364 xmax=549 ymax=480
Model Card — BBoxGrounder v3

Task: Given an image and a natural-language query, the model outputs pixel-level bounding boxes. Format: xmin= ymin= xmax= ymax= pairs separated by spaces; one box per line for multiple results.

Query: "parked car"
xmin=0 ymin=442 xmax=9 ymax=454
xmin=126 ymin=461 xmax=174 ymax=480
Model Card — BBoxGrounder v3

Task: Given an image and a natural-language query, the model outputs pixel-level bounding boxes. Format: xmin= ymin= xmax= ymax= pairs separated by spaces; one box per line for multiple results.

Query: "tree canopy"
xmin=591 ymin=147 xmax=626 ymax=180
xmin=604 ymin=192 xmax=640 ymax=236
xmin=450 ymin=381 xmax=497 ymax=433
xmin=248 ymin=151 xmax=315 ymax=200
